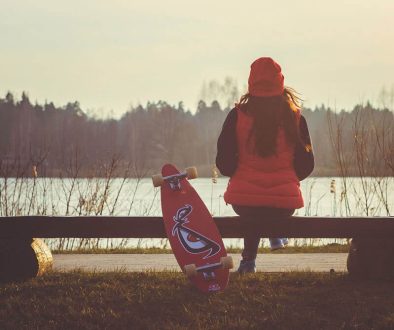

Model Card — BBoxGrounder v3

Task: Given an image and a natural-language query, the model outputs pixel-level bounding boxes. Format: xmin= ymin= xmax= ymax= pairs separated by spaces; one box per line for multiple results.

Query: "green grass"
xmin=1 ymin=271 xmax=393 ymax=329
xmin=53 ymin=243 xmax=350 ymax=255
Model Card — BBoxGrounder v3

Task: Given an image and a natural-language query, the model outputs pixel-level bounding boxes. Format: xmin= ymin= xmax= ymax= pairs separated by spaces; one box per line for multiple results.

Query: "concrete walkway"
xmin=53 ymin=253 xmax=348 ymax=273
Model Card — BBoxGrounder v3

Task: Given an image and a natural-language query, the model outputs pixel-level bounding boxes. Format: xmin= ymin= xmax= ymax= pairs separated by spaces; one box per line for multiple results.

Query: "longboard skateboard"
xmin=152 ymin=164 xmax=233 ymax=293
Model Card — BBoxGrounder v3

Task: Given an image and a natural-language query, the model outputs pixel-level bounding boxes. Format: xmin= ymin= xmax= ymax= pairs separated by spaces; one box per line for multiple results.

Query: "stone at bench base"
xmin=0 ymin=238 xmax=53 ymax=282
xmin=347 ymin=238 xmax=394 ymax=280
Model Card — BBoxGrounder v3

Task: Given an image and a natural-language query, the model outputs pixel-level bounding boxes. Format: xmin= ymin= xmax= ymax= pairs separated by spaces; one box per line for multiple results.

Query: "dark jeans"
xmin=232 ymin=205 xmax=295 ymax=261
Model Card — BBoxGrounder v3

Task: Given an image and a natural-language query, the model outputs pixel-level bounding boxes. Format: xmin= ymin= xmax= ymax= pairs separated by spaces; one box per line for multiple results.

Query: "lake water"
xmin=1 ymin=177 xmax=393 ymax=249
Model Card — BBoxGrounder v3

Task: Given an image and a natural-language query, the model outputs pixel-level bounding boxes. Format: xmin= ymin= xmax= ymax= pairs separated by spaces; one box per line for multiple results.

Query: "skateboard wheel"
xmin=184 ymin=264 xmax=197 ymax=277
xmin=220 ymin=256 xmax=234 ymax=270
xmin=152 ymin=174 xmax=164 ymax=187
xmin=185 ymin=167 xmax=198 ymax=180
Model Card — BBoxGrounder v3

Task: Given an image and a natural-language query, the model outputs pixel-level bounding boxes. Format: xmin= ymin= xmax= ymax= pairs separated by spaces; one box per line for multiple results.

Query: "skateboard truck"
xmin=152 ymin=167 xmax=198 ymax=190
xmin=188 ymin=262 xmax=221 ymax=281
xmin=184 ymin=256 xmax=234 ymax=279
xmin=165 ymin=173 xmax=187 ymax=191
xmin=203 ymin=271 xmax=216 ymax=280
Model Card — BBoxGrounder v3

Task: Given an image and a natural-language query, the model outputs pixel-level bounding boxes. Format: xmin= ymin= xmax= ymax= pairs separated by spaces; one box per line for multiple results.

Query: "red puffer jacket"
xmin=224 ymin=107 xmax=304 ymax=209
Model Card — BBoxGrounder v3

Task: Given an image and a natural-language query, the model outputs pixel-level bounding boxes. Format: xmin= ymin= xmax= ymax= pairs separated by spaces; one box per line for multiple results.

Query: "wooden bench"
xmin=1 ymin=216 xmax=393 ymax=281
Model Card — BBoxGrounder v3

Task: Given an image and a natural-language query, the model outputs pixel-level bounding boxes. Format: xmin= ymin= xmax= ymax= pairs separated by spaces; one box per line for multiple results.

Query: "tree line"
xmin=0 ymin=91 xmax=393 ymax=177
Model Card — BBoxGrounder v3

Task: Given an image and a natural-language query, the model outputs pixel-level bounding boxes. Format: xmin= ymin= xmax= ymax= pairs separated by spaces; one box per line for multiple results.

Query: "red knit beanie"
xmin=248 ymin=57 xmax=284 ymax=97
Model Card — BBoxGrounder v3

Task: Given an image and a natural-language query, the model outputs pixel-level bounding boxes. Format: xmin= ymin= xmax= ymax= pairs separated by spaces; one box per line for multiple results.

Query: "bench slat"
xmin=0 ymin=216 xmax=393 ymax=238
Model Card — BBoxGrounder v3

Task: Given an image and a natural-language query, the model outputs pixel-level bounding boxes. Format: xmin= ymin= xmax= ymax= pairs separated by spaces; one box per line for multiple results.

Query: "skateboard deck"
xmin=154 ymin=164 xmax=233 ymax=293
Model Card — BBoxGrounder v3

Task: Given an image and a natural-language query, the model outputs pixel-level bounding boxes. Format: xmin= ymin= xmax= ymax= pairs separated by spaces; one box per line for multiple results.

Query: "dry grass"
xmin=1 ymin=271 xmax=393 ymax=329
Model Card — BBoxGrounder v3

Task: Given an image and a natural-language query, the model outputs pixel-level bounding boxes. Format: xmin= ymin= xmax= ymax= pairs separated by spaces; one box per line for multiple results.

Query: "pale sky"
xmin=1 ymin=0 xmax=393 ymax=116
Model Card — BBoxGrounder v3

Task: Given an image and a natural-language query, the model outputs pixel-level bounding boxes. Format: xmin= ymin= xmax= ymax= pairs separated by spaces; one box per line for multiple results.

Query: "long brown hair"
xmin=237 ymin=87 xmax=303 ymax=157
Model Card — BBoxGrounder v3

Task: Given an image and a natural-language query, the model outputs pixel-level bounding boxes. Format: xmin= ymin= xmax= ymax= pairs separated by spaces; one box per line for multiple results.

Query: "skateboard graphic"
xmin=152 ymin=164 xmax=233 ymax=293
